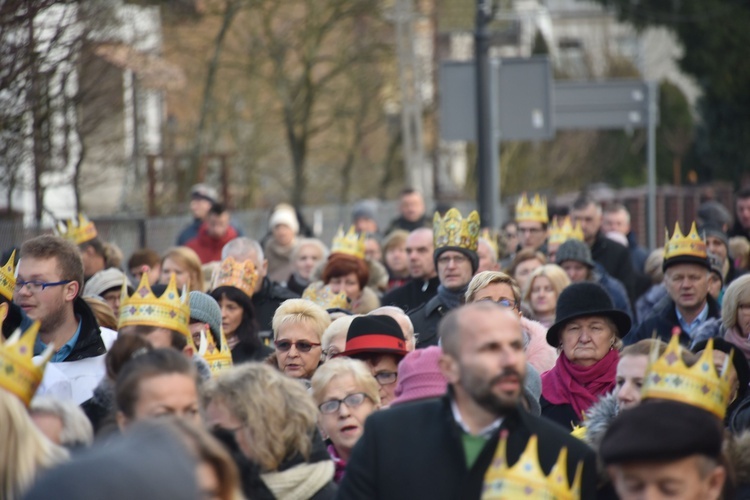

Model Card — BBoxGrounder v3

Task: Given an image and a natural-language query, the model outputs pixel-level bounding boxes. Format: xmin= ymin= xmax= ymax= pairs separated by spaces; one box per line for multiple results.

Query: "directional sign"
xmin=554 ymin=80 xmax=657 ymax=130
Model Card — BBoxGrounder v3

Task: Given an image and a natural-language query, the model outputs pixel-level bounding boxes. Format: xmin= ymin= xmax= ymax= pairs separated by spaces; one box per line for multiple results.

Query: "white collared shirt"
xmin=450 ymin=399 xmax=503 ymax=438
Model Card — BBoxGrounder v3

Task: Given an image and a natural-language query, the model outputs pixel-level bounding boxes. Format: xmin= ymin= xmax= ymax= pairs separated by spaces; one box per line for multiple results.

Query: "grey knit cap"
xmin=188 ymin=291 xmax=222 ymax=337
xmin=556 ymin=239 xmax=595 ymax=268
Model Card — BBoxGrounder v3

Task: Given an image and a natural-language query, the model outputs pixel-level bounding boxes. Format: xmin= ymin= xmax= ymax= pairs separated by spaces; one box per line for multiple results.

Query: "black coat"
xmin=380 ymin=276 xmax=439 ymax=313
xmin=408 ymin=295 xmax=451 ymax=348
xmin=337 ymin=396 xmax=598 ymax=500
xmin=623 ymin=295 xmax=721 ymax=346
xmin=540 ymin=397 xmax=581 ymax=429
xmin=31 ymin=297 xmax=109 ymax=361
xmin=252 ymin=278 xmax=299 ymax=340
xmin=384 ymin=214 xmax=431 ymax=235
xmin=590 ymin=231 xmax=638 ymax=303
xmin=231 ymin=342 xmax=273 ymax=364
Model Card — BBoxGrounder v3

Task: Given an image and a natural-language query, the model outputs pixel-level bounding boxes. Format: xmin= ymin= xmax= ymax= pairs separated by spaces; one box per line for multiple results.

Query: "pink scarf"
xmin=724 ymin=327 xmax=750 ymax=361
xmin=541 ymin=349 xmax=619 ymax=419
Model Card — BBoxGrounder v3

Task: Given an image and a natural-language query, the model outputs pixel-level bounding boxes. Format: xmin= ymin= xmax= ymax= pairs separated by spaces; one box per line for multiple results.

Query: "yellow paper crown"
xmin=302 ymin=283 xmax=351 ymax=311
xmin=198 ymin=327 xmax=233 ymax=375
xmin=482 ymin=433 xmax=582 ymax=500
xmin=664 ymin=221 xmax=708 ymax=264
xmin=118 ymin=273 xmax=191 ymax=339
xmin=331 ymin=226 xmax=366 ymax=260
xmin=211 ymin=256 xmax=259 ymax=298
xmin=433 ymin=208 xmax=480 ymax=252
xmin=0 ymin=249 xmax=16 ymax=301
xmin=0 ymin=318 xmax=52 ymax=406
xmin=55 ymin=213 xmax=98 ymax=245
xmin=548 ymin=217 xmax=584 ymax=246
xmin=641 ymin=331 xmax=731 ymax=419
xmin=515 ymin=193 xmax=549 ymax=224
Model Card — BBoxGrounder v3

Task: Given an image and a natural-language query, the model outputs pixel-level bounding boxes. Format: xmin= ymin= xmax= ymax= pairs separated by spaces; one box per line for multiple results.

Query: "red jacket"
xmin=185 ymin=223 xmax=238 ymax=263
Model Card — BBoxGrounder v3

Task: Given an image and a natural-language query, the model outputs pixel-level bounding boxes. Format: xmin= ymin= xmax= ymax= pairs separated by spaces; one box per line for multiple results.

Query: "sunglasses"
xmin=274 ymin=339 xmax=321 ymax=353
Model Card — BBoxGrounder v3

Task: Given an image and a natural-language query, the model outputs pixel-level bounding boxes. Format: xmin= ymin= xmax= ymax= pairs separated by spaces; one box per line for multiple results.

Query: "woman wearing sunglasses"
xmin=311 ymin=357 xmax=381 ymax=483
xmin=271 ymin=299 xmax=331 ymax=381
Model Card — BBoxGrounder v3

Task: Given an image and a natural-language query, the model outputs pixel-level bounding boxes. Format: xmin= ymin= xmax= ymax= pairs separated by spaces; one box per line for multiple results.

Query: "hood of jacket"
xmin=582 ymin=392 xmax=619 ymax=453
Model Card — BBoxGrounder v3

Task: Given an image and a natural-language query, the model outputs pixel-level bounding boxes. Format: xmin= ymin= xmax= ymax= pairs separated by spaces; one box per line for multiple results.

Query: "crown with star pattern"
xmin=331 ymin=226 xmax=367 ymax=260
xmin=548 ymin=217 xmax=584 ymax=246
xmin=515 ymin=193 xmax=548 ymax=224
xmin=641 ymin=329 xmax=732 ymax=420
xmin=481 ymin=432 xmax=582 ymax=499
xmin=198 ymin=327 xmax=233 ymax=375
xmin=433 ymin=208 xmax=480 ymax=252
xmin=118 ymin=273 xmax=191 ymax=339
xmin=0 ymin=312 xmax=52 ymax=407
xmin=0 ymin=249 xmax=16 ymax=301
xmin=55 ymin=213 xmax=98 ymax=245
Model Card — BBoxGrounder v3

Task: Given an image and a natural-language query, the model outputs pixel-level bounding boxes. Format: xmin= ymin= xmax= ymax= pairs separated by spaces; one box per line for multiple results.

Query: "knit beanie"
xmin=269 ymin=204 xmax=300 ymax=234
xmin=555 ymin=239 xmax=595 ymax=268
xmin=391 ymin=346 xmax=448 ymax=406
xmin=434 ymin=246 xmax=479 ymax=274
xmin=188 ymin=291 xmax=222 ymax=338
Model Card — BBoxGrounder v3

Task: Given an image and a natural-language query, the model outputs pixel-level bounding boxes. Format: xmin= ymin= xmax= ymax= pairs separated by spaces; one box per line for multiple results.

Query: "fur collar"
xmin=582 ymin=392 xmax=619 ymax=453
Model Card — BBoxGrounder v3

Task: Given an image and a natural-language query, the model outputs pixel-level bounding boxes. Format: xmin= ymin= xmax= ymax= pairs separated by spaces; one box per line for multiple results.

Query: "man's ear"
xmin=65 ymin=280 xmax=80 ymax=302
xmin=706 ymin=465 xmax=726 ymax=500
xmin=0 ymin=302 xmax=9 ymax=322
xmin=438 ymin=354 xmax=460 ymax=384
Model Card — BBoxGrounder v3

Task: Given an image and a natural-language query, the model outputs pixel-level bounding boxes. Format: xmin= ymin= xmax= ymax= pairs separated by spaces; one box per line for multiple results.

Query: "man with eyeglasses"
xmin=336 ymin=315 xmax=409 ymax=407
xmin=338 ymin=302 xmax=598 ymax=499
xmin=408 ymin=209 xmax=480 ymax=348
xmin=13 ymin=235 xmax=117 ymax=403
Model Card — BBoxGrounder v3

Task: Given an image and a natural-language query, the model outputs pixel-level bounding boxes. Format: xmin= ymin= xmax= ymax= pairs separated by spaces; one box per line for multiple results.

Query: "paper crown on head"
xmin=0 ymin=250 xmax=16 ymax=301
xmin=118 ymin=273 xmax=191 ymax=339
xmin=0 ymin=317 xmax=53 ymax=406
xmin=663 ymin=222 xmax=709 ymax=271
xmin=302 ymin=283 xmax=351 ymax=311
xmin=211 ymin=256 xmax=259 ymax=298
xmin=515 ymin=193 xmax=549 ymax=224
xmin=198 ymin=327 xmax=233 ymax=375
xmin=641 ymin=330 xmax=732 ymax=420
xmin=331 ymin=226 xmax=366 ymax=260
xmin=55 ymin=213 xmax=98 ymax=245
xmin=482 ymin=432 xmax=582 ymax=500
xmin=433 ymin=208 xmax=480 ymax=252
xmin=548 ymin=217 xmax=584 ymax=246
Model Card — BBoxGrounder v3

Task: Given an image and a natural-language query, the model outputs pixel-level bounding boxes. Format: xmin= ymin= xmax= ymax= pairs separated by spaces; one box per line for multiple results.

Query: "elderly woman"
xmin=205 ymin=363 xmax=337 ymax=499
xmin=523 ymin=264 xmax=570 ymax=328
xmin=322 ymin=254 xmax=380 ymax=314
xmin=540 ymin=282 xmax=631 ymax=428
xmin=160 ymin=247 xmax=205 ymax=293
xmin=321 ymin=315 xmax=358 ymax=361
xmin=272 ymin=298 xmax=331 ymax=380
xmin=311 ymin=357 xmax=381 ymax=482
xmin=287 ymin=238 xmax=329 ymax=295
xmin=465 ymin=270 xmax=556 ymax=372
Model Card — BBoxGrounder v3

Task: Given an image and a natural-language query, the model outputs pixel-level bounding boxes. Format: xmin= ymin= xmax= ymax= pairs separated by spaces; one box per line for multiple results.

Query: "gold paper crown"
xmin=331 ymin=226 xmax=366 ymax=260
xmin=302 ymin=283 xmax=351 ymax=311
xmin=211 ymin=256 xmax=259 ymax=298
xmin=515 ymin=193 xmax=549 ymax=224
xmin=0 ymin=316 xmax=52 ymax=406
xmin=641 ymin=331 xmax=731 ymax=419
xmin=482 ymin=433 xmax=582 ymax=500
xmin=664 ymin=222 xmax=708 ymax=263
xmin=548 ymin=217 xmax=584 ymax=246
xmin=198 ymin=327 xmax=233 ymax=375
xmin=433 ymin=208 xmax=480 ymax=252
xmin=0 ymin=249 xmax=16 ymax=301
xmin=119 ymin=273 xmax=191 ymax=339
xmin=55 ymin=213 xmax=98 ymax=245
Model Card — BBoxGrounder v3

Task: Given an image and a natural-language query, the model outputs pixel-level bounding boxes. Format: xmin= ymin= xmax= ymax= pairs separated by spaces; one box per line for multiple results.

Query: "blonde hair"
xmin=310 ymin=357 xmax=381 ymax=408
xmin=644 ymin=248 xmax=665 ymax=284
xmin=729 ymin=236 xmax=750 ymax=270
xmin=203 ymin=364 xmax=318 ymax=471
xmin=291 ymin=238 xmax=329 ymax=263
xmin=272 ymin=298 xmax=331 ymax=341
xmin=83 ymin=296 xmax=118 ymax=330
xmin=367 ymin=306 xmax=416 ymax=350
xmin=722 ymin=275 xmax=750 ymax=331
xmin=321 ymin=315 xmax=358 ymax=359
xmin=523 ymin=264 xmax=570 ymax=306
xmin=162 ymin=246 xmax=204 ymax=293
xmin=465 ymin=271 xmax=521 ymax=304
xmin=382 ymin=230 xmax=409 ymax=253
xmin=0 ymin=390 xmax=68 ymax=500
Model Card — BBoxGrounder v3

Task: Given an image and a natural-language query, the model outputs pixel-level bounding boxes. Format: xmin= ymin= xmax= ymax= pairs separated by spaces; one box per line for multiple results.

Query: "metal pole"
xmin=475 ymin=0 xmax=498 ymax=228
xmin=647 ymin=81 xmax=657 ymax=249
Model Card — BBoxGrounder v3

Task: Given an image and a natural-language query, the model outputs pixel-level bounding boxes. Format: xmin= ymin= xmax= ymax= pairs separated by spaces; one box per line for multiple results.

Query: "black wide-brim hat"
xmin=338 ymin=315 xmax=408 ymax=359
xmin=546 ymin=282 xmax=632 ymax=347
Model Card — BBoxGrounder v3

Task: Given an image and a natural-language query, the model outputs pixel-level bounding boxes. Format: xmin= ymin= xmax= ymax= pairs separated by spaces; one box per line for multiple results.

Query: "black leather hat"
xmin=545 ymin=282 xmax=632 ymax=346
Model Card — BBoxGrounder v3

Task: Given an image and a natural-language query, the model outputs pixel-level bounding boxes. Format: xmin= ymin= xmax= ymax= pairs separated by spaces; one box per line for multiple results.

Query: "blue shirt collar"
xmin=676 ymin=303 xmax=709 ymax=336
xmin=34 ymin=318 xmax=82 ymax=362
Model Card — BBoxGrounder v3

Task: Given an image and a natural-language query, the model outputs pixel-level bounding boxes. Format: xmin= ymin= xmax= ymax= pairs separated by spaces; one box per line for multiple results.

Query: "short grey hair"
xmin=290 ymin=238 xmax=329 ymax=263
xmin=30 ymin=397 xmax=94 ymax=448
xmin=221 ymin=237 xmax=264 ymax=265
xmin=368 ymin=305 xmax=417 ymax=349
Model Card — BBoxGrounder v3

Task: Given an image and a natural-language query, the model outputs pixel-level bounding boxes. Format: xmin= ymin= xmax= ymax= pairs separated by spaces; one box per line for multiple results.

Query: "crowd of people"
xmin=3 ymin=183 xmax=750 ymax=499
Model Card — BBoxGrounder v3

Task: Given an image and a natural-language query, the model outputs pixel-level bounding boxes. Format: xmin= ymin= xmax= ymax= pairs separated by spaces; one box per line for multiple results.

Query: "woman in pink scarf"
xmin=540 ymin=282 xmax=632 ymax=428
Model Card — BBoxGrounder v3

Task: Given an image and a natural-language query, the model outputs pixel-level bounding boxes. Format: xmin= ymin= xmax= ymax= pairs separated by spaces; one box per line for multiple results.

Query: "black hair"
xmin=209 ymin=202 xmax=227 ymax=216
xmin=209 ymin=286 xmax=261 ymax=350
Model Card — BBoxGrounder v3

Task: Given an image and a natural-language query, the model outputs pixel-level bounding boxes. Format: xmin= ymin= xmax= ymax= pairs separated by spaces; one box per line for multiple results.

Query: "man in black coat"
xmin=624 ymin=222 xmax=720 ymax=346
xmin=384 ymin=188 xmax=431 ymax=235
xmin=338 ymin=303 xmax=598 ymax=500
xmin=380 ymin=228 xmax=439 ymax=313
